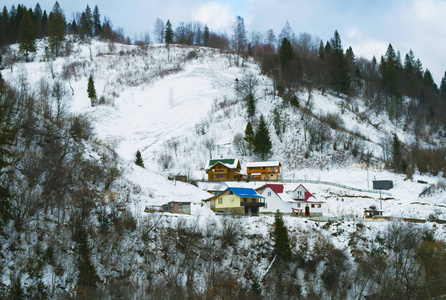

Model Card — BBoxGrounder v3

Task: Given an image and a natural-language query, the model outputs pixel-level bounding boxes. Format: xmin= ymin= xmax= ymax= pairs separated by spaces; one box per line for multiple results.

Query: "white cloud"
xmin=193 ymin=2 xmax=234 ymax=33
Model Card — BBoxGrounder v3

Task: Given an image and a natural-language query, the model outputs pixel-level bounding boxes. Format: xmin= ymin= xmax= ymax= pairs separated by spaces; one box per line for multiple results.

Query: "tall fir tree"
xmin=246 ymin=92 xmax=256 ymax=118
xmin=92 ymin=5 xmax=102 ymax=37
xmin=380 ymin=44 xmax=402 ymax=100
xmin=440 ymin=71 xmax=446 ymax=101
xmin=87 ymin=75 xmax=97 ymax=106
xmin=203 ymin=24 xmax=210 ymax=46
xmin=253 ymin=115 xmax=272 ymax=160
xmin=33 ymin=3 xmax=43 ymax=38
xmin=273 ymin=210 xmax=292 ymax=261
xmin=135 ymin=150 xmax=145 ymax=168
xmin=244 ymin=121 xmax=254 ymax=155
xmin=279 ymin=37 xmax=294 ymax=70
xmin=392 ymin=134 xmax=402 ymax=172
xmin=48 ymin=1 xmax=65 ymax=56
xmin=328 ymin=30 xmax=350 ymax=95
xmin=165 ymin=20 xmax=173 ymax=44
xmin=18 ymin=9 xmax=36 ymax=57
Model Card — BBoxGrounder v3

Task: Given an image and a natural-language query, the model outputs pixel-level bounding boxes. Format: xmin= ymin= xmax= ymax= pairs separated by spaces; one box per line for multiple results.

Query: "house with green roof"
xmin=205 ymin=158 xmax=242 ymax=181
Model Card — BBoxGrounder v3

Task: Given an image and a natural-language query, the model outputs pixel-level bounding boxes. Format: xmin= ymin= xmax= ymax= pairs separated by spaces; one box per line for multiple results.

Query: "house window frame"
xmin=218 ymin=198 xmax=222 ymax=204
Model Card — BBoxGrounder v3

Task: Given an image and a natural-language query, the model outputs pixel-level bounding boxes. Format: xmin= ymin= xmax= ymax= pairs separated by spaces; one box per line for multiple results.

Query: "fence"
xmin=280 ymin=179 xmax=393 ymax=196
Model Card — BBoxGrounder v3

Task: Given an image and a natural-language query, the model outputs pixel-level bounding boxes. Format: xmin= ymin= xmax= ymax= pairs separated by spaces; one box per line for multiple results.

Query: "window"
xmin=229 ymin=191 xmax=233 ymax=195
xmin=249 ymin=167 xmax=252 ymax=170
xmin=311 ymin=204 xmax=315 ymax=208
xmin=297 ymin=203 xmax=301 ymax=208
xmin=243 ymin=198 xmax=247 ymax=202
xmin=267 ymin=191 xmax=271 ymax=196
xmin=265 ymin=203 xmax=267 ymax=209
xmin=252 ymin=198 xmax=256 ymax=203
xmin=317 ymin=204 xmax=321 ymax=208
xmin=263 ymin=167 xmax=266 ymax=169
xmin=271 ymin=174 xmax=274 ymax=177
xmin=218 ymin=198 xmax=222 ymax=204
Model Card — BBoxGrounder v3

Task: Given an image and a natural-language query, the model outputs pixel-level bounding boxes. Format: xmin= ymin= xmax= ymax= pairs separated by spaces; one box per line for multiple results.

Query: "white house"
xmin=288 ymin=184 xmax=324 ymax=217
xmin=256 ymin=183 xmax=324 ymax=216
xmin=256 ymin=184 xmax=295 ymax=214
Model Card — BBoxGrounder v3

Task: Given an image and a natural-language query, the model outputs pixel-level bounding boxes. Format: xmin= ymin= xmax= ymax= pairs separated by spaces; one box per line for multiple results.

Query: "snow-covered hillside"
xmin=2 ymin=38 xmax=445 ymax=220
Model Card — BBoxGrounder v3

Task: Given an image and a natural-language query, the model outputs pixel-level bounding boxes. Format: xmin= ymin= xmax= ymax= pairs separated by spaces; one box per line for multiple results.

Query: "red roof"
xmin=268 ymin=184 xmax=284 ymax=194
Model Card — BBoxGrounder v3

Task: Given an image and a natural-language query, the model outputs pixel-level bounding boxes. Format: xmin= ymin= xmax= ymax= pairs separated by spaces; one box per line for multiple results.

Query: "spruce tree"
xmin=18 ymin=9 xmax=36 ymax=58
xmin=87 ymin=75 xmax=97 ymax=106
xmin=328 ymin=30 xmax=350 ymax=95
xmin=392 ymin=134 xmax=402 ymax=172
xmin=203 ymin=24 xmax=210 ymax=46
xmin=165 ymin=20 xmax=173 ymax=44
xmin=246 ymin=92 xmax=256 ymax=118
xmin=279 ymin=37 xmax=294 ymax=70
xmin=244 ymin=121 xmax=254 ymax=155
xmin=48 ymin=1 xmax=65 ymax=56
xmin=92 ymin=5 xmax=102 ymax=37
xmin=440 ymin=71 xmax=446 ymax=100
xmin=273 ymin=210 xmax=292 ymax=261
xmin=253 ymin=115 xmax=272 ymax=160
xmin=135 ymin=150 xmax=144 ymax=168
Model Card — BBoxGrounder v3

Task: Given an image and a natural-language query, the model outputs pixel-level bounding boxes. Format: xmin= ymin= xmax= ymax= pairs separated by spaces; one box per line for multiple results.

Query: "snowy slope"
xmin=1 ymin=38 xmax=445 ymax=220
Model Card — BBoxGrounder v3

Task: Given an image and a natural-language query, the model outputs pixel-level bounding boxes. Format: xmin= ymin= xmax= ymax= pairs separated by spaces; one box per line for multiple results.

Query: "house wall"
xmin=294 ymin=202 xmax=323 ymax=216
xmin=214 ymin=194 xmax=241 ymax=209
xmin=259 ymin=187 xmax=293 ymax=214
xmin=247 ymin=166 xmax=280 ymax=181
xmin=207 ymin=164 xmax=240 ymax=181
xmin=288 ymin=186 xmax=306 ymax=200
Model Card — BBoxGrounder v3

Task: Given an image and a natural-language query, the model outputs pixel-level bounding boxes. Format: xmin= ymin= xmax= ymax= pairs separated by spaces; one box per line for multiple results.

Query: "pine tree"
xmin=246 ymin=92 xmax=256 ymax=118
xmin=392 ymin=134 xmax=402 ymax=172
xmin=244 ymin=121 xmax=254 ymax=155
xmin=165 ymin=20 xmax=173 ymax=44
xmin=253 ymin=115 xmax=272 ymax=160
xmin=87 ymin=75 xmax=97 ymax=106
xmin=203 ymin=24 xmax=210 ymax=47
xmin=18 ymin=9 xmax=36 ymax=58
xmin=328 ymin=30 xmax=350 ymax=95
xmin=381 ymin=44 xmax=402 ymax=100
xmin=48 ymin=1 xmax=65 ymax=56
xmin=279 ymin=37 xmax=294 ymax=70
xmin=92 ymin=5 xmax=101 ymax=37
xmin=135 ymin=150 xmax=144 ymax=168
xmin=440 ymin=71 xmax=446 ymax=100
xmin=273 ymin=210 xmax=292 ymax=261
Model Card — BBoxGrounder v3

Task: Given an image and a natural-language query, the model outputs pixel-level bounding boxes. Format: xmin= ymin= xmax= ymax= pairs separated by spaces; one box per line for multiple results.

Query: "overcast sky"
xmin=3 ymin=0 xmax=446 ymax=84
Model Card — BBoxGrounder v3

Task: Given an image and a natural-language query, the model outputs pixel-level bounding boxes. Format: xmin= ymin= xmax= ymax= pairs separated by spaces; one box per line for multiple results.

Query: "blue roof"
xmin=228 ymin=187 xmax=264 ymax=198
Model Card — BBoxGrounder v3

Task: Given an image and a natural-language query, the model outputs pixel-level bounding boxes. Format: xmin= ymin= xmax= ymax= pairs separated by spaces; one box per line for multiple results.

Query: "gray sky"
xmin=3 ymin=0 xmax=446 ymax=84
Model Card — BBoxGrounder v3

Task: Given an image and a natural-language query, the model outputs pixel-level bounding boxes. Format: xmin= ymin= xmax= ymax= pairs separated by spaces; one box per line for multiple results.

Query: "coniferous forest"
xmin=1 ymin=2 xmax=446 ymax=299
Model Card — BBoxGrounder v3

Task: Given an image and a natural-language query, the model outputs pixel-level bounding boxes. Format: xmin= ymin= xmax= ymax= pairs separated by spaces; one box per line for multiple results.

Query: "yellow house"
xmin=246 ymin=161 xmax=281 ymax=181
xmin=206 ymin=159 xmax=242 ymax=181
xmin=205 ymin=187 xmax=265 ymax=216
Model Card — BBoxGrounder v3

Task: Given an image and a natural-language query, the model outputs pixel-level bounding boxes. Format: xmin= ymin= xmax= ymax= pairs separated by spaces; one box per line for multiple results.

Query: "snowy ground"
xmin=2 ymin=38 xmax=445 ymax=221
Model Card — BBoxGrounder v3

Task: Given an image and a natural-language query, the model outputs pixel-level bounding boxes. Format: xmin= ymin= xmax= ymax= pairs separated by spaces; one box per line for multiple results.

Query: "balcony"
xmin=240 ymin=201 xmax=265 ymax=207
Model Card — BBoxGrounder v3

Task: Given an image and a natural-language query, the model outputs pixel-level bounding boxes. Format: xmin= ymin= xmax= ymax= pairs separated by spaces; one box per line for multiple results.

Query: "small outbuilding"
xmin=373 ymin=180 xmax=393 ymax=190
xmin=162 ymin=201 xmax=191 ymax=214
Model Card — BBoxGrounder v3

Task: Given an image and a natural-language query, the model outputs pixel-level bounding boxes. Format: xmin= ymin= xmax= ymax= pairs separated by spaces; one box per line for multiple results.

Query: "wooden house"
xmin=246 ymin=161 xmax=281 ymax=180
xmin=204 ymin=187 xmax=265 ymax=216
xmin=206 ymin=159 xmax=243 ymax=181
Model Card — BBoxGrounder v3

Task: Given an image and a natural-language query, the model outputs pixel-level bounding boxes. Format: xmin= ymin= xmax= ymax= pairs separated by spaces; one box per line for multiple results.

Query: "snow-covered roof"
xmin=246 ymin=161 xmax=281 ymax=168
xmin=277 ymin=192 xmax=296 ymax=203
xmin=207 ymin=158 xmax=240 ymax=170
xmin=196 ymin=181 xmax=227 ymax=191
